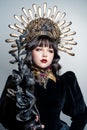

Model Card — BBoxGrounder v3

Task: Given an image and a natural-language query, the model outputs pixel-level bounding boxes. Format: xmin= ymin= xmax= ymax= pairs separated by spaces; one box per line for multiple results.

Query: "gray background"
xmin=0 ymin=0 xmax=87 ymax=129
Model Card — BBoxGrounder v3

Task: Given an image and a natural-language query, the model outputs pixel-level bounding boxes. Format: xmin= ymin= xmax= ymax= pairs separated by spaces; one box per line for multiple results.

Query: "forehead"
xmin=37 ymin=36 xmax=54 ymax=48
xmin=26 ymin=35 xmax=56 ymax=51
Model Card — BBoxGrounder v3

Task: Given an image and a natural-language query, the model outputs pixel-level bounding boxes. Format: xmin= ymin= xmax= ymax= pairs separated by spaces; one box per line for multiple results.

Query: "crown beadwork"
xmin=26 ymin=17 xmax=60 ymax=42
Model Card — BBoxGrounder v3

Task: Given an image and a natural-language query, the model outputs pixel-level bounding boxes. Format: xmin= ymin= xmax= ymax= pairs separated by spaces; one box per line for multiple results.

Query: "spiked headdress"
xmin=6 ymin=2 xmax=77 ymax=64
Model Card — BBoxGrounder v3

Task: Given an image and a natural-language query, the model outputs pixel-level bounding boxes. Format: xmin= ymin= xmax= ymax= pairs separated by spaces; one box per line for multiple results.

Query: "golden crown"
xmin=6 ymin=2 xmax=77 ymax=64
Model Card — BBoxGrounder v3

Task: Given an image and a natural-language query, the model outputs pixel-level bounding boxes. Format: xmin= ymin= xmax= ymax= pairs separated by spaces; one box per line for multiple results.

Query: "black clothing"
xmin=0 ymin=71 xmax=87 ymax=130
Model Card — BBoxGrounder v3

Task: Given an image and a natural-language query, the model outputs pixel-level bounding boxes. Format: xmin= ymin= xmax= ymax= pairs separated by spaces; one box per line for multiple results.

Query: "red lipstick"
xmin=40 ymin=59 xmax=47 ymax=63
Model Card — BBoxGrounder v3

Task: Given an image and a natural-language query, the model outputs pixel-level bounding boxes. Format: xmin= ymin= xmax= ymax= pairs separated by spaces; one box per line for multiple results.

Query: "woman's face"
xmin=32 ymin=46 xmax=54 ymax=69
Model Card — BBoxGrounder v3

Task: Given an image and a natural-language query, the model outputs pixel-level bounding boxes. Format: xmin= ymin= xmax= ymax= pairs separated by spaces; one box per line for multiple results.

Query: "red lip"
xmin=40 ymin=59 xmax=48 ymax=63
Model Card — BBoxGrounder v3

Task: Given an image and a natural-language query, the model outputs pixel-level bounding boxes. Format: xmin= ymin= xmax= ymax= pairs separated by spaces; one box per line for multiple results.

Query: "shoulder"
xmin=56 ymin=71 xmax=77 ymax=85
xmin=59 ymin=71 xmax=79 ymax=91
xmin=62 ymin=71 xmax=76 ymax=78
xmin=60 ymin=71 xmax=83 ymax=99
xmin=60 ymin=71 xmax=77 ymax=82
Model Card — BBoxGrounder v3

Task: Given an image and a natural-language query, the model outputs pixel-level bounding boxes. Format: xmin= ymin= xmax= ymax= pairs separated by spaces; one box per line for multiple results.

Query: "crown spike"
xmin=61 ymin=37 xmax=73 ymax=41
xmin=62 ymin=21 xmax=72 ymax=29
xmin=17 ymin=29 xmax=24 ymax=34
xmin=14 ymin=15 xmax=22 ymax=23
xmin=65 ymin=50 xmax=75 ymax=56
xmin=51 ymin=6 xmax=57 ymax=20
xmin=13 ymin=24 xmax=24 ymax=34
xmin=67 ymin=31 xmax=76 ymax=36
xmin=54 ymin=11 xmax=61 ymax=22
xmin=10 ymin=33 xmax=19 ymax=37
xmin=11 ymin=44 xmax=17 ymax=48
xmin=21 ymin=15 xmax=28 ymax=24
xmin=60 ymin=31 xmax=76 ymax=38
xmin=8 ymin=24 xmax=17 ymax=31
xmin=32 ymin=3 xmax=38 ymax=18
xmin=22 ymin=7 xmax=29 ymax=18
xmin=59 ymin=12 xmax=66 ymax=20
xmin=63 ymin=46 xmax=72 ymax=50
xmin=43 ymin=2 xmax=47 ymax=18
xmin=61 ymin=28 xmax=70 ymax=33
xmin=58 ymin=46 xmax=75 ymax=56
xmin=52 ymin=5 xmax=58 ymax=20
xmin=5 ymin=39 xmax=15 ymax=43
xmin=28 ymin=9 xmax=33 ymax=20
xmin=65 ymin=41 xmax=77 ymax=45
xmin=58 ymin=20 xmax=66 ymax=27
xmin=20 ymin=22 xmax=27 ymax=28
xmin=61 ymin=31 xmax=76 ymax=37
xmin=38 ymin=6 xmax=42 ymax=17
xmin=53 ymin=5 xmax=57 ymax=14
xmin=47 ymin=8 xmax=52 ymax=18
xmin=14 ymin=23 xmax=25 ymax=31
xmin=59 ymin=44 xmax=72 ymax=50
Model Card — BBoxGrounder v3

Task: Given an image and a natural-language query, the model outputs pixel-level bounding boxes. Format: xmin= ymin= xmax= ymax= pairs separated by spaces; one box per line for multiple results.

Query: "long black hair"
xmin=24 ymin=35 xmax=61 ymax=75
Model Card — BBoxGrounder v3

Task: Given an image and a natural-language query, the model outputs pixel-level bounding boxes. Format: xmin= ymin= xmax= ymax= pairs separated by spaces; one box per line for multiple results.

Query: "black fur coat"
xmin=0 ymin=71 xmax=87 ymax=130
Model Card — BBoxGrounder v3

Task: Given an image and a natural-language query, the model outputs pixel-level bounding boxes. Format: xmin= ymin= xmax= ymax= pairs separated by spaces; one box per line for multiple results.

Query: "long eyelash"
xmin=49 ymin=50 xmax=54 ymax=53
xmin=35 ymin=48 xmax=41 ymax=51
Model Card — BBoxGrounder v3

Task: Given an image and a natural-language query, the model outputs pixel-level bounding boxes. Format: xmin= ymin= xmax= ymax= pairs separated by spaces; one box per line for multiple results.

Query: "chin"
xmin=38 ymin=65 xmax=50 ymax=69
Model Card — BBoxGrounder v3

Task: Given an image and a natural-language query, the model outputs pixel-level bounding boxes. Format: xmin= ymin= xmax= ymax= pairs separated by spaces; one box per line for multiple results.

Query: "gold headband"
xmin=6 ymin=2 xmax=77 ymax=64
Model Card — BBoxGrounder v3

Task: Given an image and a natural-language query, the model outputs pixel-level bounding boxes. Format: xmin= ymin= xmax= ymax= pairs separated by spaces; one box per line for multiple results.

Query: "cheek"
xmin=32 ymin=51 xmax=37 ymax=60
xmin=32 ymin=53 xmax=37 ymax=60
xmin=50 ymin=57 xmax=54 ymax=64
xmin=32 ymin=52 xmax=40 ymax=65
xmin=49 ymin=54 xmax=54 ymax=61
xmin=47 ymin=54 xmax=54 ymax=65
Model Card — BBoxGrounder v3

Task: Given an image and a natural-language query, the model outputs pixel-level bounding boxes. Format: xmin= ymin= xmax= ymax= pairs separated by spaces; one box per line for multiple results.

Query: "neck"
xmin=31 ymin=65 xmax=52 ymax=72
xmin=31 ymin=65 xmax=56 ymax=89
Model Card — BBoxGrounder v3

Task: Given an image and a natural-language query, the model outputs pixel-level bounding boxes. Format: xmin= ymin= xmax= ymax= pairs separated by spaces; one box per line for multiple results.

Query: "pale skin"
xmin=32 ymin=46 xmax=54 ymax=69
xmin=32 ymin=46 xmax=54 ymax=128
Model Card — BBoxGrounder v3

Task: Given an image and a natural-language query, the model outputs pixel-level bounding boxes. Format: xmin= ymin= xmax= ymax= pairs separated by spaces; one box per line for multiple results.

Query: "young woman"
xmin=0 ymin=2 xmax=87 ymax=130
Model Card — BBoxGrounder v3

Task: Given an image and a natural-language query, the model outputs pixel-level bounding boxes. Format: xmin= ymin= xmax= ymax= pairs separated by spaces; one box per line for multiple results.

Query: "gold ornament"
xmin=6 ymin=2 xmax=77 ymax=59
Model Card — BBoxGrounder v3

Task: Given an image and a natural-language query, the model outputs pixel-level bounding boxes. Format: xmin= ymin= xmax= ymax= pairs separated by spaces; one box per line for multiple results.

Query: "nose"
xmin=43 ymin=49 xmax=47 ymax=57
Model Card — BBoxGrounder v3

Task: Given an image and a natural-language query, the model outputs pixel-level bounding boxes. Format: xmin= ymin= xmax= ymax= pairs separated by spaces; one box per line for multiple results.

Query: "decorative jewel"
xmin=5 ymin=2 xmax=77 ymax=65
xmin=32 ymin=66 xmax=56 ymax=89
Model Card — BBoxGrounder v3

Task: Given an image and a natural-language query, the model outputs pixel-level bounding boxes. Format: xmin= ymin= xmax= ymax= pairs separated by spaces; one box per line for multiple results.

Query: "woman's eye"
xmin=48 ymin=50 xmax=54 ymax=53
xmin=35 ymin=48 xmax=42 ymax=51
